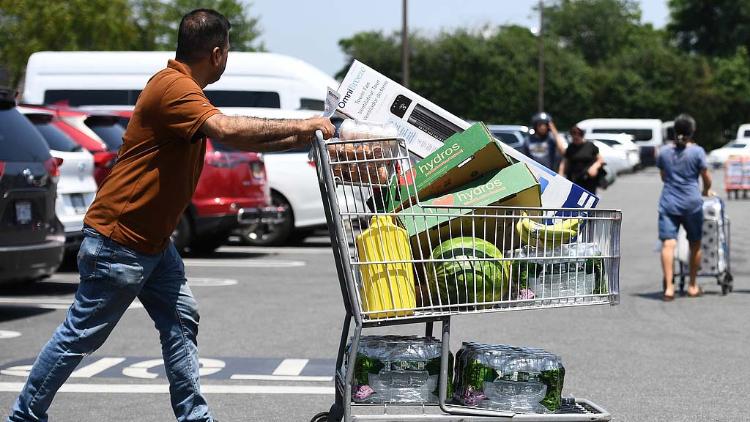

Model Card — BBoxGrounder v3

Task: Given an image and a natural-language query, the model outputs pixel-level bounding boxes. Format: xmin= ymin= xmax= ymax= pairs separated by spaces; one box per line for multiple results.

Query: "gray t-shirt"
xmin=656 ymin=144 xmax=707 ymax=215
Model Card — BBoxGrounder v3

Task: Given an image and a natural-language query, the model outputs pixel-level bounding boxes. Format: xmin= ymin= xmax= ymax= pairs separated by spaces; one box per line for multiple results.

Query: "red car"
xmin=110 ymin=110 xmax=275 ymax=254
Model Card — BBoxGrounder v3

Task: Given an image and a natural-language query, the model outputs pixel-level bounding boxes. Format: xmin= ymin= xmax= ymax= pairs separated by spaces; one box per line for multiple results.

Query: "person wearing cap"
xmin=657 ymin=114 xmax=712 ymax=301
xmin=558 ymin=125 xmax=605 ymax=194
xmin=523 ymin=112 xmax=567 ymax=170
xmin=7 ymin=8 xmax=334 ymax=422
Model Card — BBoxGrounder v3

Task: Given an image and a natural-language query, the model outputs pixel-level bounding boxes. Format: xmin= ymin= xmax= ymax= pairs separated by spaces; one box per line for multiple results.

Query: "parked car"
xmin=708 ymin=139 xmax=750 ymax=168
xmin=113 ymin=110 xmax=276 ymax=254
xmin=0 ymin=89 xmax=65 ymax=283
xmin=23 ymin=51 xmax=336 ymax=111
xmin=577 ymin=118 xmax=663 ymax=166
xmin=22 ymin=105 xmax=123 ymax=185
xmin=486 ymin=124 xmax=529 ymax=152
xmin=591 ymin=140 xmax=630 ymax=176
xmin=736 ymin=124 xmax=750 ymax=140
xmin=585 ymin=133 xmax=641 ymax=172
xmin=18 ymin=106 xmax=97 ymax=252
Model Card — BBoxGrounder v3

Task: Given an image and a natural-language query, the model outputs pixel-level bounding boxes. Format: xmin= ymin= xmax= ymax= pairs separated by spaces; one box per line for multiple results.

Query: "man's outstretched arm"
xmin=200 ymin=114 xmax=335 ymax=152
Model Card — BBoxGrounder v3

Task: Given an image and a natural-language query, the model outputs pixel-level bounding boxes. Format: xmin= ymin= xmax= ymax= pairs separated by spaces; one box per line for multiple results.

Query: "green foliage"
xmin=543 ymin=0 xmax=642 ymax=64
xmin=337 ymin=0 xmax=750 ymax=150
xmin=0 ymin=0 xmax=262 ymax=87
xmin=668 ymin=0 xmax=750 ymax=57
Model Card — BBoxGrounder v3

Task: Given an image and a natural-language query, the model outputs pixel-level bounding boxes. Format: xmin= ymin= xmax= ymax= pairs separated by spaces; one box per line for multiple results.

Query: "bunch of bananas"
xmin=515 ymin=213 xmax=581 ymax=249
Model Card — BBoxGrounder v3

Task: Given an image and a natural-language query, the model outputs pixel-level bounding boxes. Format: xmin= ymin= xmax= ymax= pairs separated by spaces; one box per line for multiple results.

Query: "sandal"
xmin=662 ymin=293 xmax=675 ymax=302
xmin=687 ymin=287 xmax=704 ymax=298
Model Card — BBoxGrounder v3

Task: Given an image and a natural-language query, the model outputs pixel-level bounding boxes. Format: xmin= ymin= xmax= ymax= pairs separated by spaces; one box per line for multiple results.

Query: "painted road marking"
xmin=272 ymin=359 xmax=308 ymax=376
xmin=0 ymin=357 xmax=334 ymax=380
xmin=71 ymin=358 xmax=126 ymax=378
xmin=183 ymin=259 xmax=306 ymax=268
xmin=0 ymin=382 xmax=334 ymax=395
xmin=230 ymin=374 xmax=333 ymax=382
xmin=0 ymin=330 xmax=21 ymax=339
xmin=188 ymin=277 xmax=238 ymax=287
xmin=219 ymin=246 xmax=333 ymax=255
xmin=0 ymin=298 xmax=143 ymax=310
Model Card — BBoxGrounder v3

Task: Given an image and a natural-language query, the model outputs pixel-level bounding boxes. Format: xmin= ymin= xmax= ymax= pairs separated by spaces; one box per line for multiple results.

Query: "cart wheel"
xmin=310 ymin=412 xmax=328 ymax=422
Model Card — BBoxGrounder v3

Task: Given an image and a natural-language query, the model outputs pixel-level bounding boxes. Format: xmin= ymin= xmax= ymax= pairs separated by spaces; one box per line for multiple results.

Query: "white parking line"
xmin=0 ymin=298 xmax=143 ymax=310
xmin=187 ymin=278 xmax=238 ymax=287
xmin=183 ymin=259 xmax=306 ymax=268
xmin=272 ymin=359 xmax=309 ymax=376
xmin=70 ymin=358 xmax=126 ymax=378
xmin=219 ymin=246 xmax=333 ymax=255
xmin=230 ymin=374 xmax=332 ymax=382
xmin=0 ymin=330 xmax=21 ymax=339
xmin=0 ymin=382 xmax=334 ymax=395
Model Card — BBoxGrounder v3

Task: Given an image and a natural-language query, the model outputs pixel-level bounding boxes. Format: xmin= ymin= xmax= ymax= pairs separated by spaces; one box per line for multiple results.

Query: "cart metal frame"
xmin=310 ymin=132 xmax=621 ymax=422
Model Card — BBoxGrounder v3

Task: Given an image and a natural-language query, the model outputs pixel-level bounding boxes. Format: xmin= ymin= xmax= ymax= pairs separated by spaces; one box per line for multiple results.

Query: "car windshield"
xmin=0 ymin=109 xmax=51 ymax=161
xmin=591 ymin=128 xmax=653 ymax=142
xmin=33 ymin=121 xmax=83 ymax=152
xmin=728 ymin=143 xmax=747 ymax=148
xmin=85 ymin=117 xmax=124 ymax=151
xmin=592 ymin=138 xmax=618 ymax=147
xmin=491 ymin=131 xmax=522 ymax=146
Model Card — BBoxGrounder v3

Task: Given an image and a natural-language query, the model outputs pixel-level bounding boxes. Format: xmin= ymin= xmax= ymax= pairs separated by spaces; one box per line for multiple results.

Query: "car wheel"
xmin=171 ymin=214 xmax=192 ymax=253
xmin=240 ymin=192 xmax=293 ymax=246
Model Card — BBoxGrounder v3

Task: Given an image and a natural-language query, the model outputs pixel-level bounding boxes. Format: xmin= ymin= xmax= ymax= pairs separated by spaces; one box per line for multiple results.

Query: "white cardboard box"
xmin=336 ymin=60 xmax=599 ymax=209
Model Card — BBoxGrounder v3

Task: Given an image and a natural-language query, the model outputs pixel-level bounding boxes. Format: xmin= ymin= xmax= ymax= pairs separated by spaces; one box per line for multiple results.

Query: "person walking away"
xmin=558 ymin=125 xmax=605 ymax=195
xmin=523 ymin=112 xmax=567 ymax=170
xmin=7 ymin=9 xmax=335 ymax=422
xmin=658 ymin=114 xmax=712 ymax=301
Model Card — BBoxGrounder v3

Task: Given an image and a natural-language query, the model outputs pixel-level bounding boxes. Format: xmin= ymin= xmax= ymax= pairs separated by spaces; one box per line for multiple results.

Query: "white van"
xmin=736 ymin=124 xmax=750 ymax=140
xmin=22 ymin=51 xmax=336 ymax=111
xmin=577 ymin=118 xmax=663 ymax=166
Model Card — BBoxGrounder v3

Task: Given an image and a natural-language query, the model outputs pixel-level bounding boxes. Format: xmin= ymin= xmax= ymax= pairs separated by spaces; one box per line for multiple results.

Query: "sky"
xmin=248 ymin=0 xmax=670 ymax=77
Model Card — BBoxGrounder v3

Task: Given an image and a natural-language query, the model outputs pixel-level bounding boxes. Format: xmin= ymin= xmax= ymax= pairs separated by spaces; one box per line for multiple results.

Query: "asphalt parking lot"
xmin=0 ymin=167 xmax=748 ymax=421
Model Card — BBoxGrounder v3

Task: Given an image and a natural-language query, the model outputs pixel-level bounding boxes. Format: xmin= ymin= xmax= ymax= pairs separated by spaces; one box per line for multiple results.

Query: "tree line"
xmin=338 ymin=0 xmax=750 ymax=149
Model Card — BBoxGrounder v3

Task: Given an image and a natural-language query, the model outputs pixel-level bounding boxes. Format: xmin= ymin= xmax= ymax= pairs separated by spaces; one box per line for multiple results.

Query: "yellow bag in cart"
xmin=356 ymin=216 xmax=416 ymax=318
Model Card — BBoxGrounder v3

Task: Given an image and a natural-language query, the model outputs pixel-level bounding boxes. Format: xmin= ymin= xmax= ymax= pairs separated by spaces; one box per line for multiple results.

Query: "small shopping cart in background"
xmin=674 ymin=196 xmax=733 ymax=295
xmin=724 ymin=156 xmax=750 ymax=200
xmin=310 ymin=131 xmax=622 ymax=421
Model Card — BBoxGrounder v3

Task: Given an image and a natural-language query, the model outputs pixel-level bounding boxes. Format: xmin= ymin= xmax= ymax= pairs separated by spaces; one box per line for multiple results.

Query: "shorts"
xmin=658 ymin=211 xmax=703 ymax=242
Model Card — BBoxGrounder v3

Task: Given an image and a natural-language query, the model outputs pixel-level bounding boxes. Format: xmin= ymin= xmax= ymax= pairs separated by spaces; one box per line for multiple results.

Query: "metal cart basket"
xmin=310 ymin=132 xmax=621 ymax=422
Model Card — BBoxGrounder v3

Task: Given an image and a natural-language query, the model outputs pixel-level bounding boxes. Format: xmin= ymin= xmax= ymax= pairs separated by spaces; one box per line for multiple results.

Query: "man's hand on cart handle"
xmin=201 ymin=114 xmax=334 ymax=152
xmin=703 ymin=189 xmax=717 ymax=197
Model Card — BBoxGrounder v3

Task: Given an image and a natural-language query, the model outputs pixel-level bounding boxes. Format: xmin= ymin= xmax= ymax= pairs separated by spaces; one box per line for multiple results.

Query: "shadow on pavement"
xmin=0 ymin=281 xmax=78 ymax=297
xmin=0 ymin=306 xmax=54 ymax=322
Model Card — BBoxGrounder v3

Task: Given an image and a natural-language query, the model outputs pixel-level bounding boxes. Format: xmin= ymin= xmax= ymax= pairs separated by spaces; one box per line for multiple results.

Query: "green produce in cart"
xmin=426 ymin=237 xmax=510 ymax=308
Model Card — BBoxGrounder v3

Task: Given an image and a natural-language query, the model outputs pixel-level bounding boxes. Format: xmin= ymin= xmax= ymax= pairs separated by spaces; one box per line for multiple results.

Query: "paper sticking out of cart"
xmin=313 ymin=120 xmax=621 ymax=323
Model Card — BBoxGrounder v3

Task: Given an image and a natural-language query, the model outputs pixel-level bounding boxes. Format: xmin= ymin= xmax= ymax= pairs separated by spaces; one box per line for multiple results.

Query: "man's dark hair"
xmin=176 ymin=9 xmax=231 ymax=63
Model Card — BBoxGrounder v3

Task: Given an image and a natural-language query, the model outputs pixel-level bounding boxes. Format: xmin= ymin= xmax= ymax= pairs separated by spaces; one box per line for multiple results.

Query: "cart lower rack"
xmin=311 ymin=132 xmax=621 ymax=421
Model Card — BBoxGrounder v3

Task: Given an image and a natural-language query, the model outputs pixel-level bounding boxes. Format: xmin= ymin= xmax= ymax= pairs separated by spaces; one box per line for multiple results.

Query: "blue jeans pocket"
xmin=78 ymin=235 xmax=107 ymax=281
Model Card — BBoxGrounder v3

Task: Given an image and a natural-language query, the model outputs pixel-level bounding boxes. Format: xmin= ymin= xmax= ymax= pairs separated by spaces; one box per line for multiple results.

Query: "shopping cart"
xmin=310 ymin=131 xmax=621 ymax=422
xmin=673 ymin=197 xmax=733 ymax=295
xmin=724 ymin=156 xmax=750 ymax=200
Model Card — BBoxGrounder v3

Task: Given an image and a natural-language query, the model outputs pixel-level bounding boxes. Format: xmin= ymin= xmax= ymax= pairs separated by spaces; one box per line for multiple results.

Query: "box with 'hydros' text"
xmin=386 ymin=122 xmax=512 ymax=212
xmin=397 ymin=162 xmax=542 ymax=258
xmin=335 ymin=60 xmax=599 ymax=209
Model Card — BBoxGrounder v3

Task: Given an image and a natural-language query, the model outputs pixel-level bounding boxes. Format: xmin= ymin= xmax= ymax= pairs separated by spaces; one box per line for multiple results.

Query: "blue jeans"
xmin=8 ymin=227 xmax=213 ymax=422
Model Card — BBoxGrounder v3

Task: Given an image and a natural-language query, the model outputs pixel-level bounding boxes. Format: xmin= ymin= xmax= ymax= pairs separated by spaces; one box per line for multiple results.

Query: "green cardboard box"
xmin=396 ymin=162 xmax=541 ymax=259
xmin=387 ymin=122 xmax=512 ymax=212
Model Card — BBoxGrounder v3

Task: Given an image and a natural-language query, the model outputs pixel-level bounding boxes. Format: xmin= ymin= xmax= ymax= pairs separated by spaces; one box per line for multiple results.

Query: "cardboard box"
xmin=336 ymin=60 xmax=599 ymax=209
xmin=386 ymin=122 xmax=512 ymax=212
xmin=396 ymin=162 xmax=542 ymax=259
